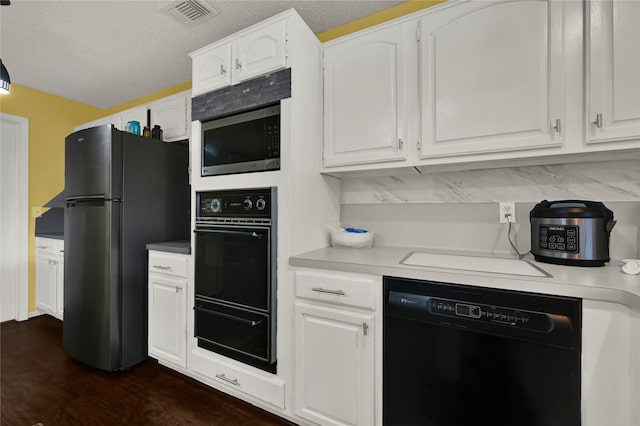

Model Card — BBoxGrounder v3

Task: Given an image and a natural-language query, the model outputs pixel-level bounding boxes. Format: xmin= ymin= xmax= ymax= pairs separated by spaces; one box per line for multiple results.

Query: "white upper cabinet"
xmin=323 ymin=21 xmax=417 ymax=167
xmin=151 ymin=92 xmax=190 ymax=141
xmin=586 ymin=0 xmax=640 ymax=144
xmin=419 ymin=0 xmax=564 ymax=158
xmin=120 ymin=106 xmax=148 ymax=132
xmin=192 ymin=44 xmax=232 ymax=94
xmin=233 ymin=19 xmax=287 ymax=84
xmin=191 ymin=17 xmax=288 ymax=97
xmin=74 ymin=91 xmax=191 ymax=142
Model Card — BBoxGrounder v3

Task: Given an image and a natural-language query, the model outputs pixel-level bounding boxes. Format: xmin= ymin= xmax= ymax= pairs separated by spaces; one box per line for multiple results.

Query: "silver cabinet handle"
xmin=552 ymin=119 xmax=561 ymax=133
xmin=235 ymin=58 xmax=242 ymax=70
xmin=363 ymin=322 xmax=369 ymax=336
xmin=152 ymin=265 xmax=172 ymax=271
xmin=215 ymin=373 xmax=239 ymax=386
xmin=593 ymin=113 xmax=603 ymax=128
xmin=311 ymin=287 xmax=346 ymax=296
xmin=398 ymin=138 xmax=404 ymax=151
xmin=220 ymin=64 xmax=226 ymax=75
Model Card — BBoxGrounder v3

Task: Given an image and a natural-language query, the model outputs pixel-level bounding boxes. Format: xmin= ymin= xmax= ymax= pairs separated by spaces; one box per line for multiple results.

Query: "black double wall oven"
xmin=194 ymin=187 xmax=277 ymax=373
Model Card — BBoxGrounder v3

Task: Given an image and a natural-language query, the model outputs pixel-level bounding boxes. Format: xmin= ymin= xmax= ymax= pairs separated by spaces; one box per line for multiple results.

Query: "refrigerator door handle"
xmin=66 ymin=195 xmax=107 ymax=207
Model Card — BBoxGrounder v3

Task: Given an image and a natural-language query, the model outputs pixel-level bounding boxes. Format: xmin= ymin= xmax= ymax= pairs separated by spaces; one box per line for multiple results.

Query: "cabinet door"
xmin=35 ymin=254 xmax=56 ymax=314
xmin=151 ymin=94 xmax=189 ymax=142
xmin=587 ymin=0 xmax=640 ymax=144
xmin=120 ymin=106 xmax=148 ymax=132
xmin=323 ymin=22 xmax=415 ymax=168
xmin=148 ymin=274 xmax=187 ymax=368
xmin=232 ymin=19 xmax=287 ymax=84
xmin=295 ymin=302 xmax=374 ymax=426
xmin=419 ymin=0 xmax=564 ymax=158
xmin=192 ymin=44 xmax=232 ymax=96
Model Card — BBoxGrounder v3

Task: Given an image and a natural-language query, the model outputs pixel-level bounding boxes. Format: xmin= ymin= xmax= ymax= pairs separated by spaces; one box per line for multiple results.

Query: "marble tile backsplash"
xmin=341 ymin=160 xmax=640 ymax=204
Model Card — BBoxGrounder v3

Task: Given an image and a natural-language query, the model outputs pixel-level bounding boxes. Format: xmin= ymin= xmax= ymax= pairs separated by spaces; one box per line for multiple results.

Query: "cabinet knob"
xmin=175 ymin=287 xmax=182 ymax=293
xmin=552 ymin=119 xmax=562 ymax=134
xmin=593 ymin=113 xmax=603 ymax=128
xmin=220 ymin=64 xmax=226 ymax=75
xmin=398 ymin=138 xmax=404 ymax=151
xmin=362 ymin=322 xmax=369 ymax=336
xmin=235 ymin=58 xmax=242 ymax=70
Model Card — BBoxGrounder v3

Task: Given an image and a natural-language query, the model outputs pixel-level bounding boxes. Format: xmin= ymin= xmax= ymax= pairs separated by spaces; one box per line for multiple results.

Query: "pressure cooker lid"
xmin=530 ymin=199 xmax=614 ymax=220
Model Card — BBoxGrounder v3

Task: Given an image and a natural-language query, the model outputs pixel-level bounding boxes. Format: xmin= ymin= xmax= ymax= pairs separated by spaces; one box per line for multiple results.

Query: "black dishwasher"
xmin=383 ymin=277 xmax=581 ymax=426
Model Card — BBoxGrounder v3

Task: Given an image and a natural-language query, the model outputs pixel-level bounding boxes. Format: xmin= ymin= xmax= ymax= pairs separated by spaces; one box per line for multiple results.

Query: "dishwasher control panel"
xmin=428 ymin=297 xmax=553 ymax=333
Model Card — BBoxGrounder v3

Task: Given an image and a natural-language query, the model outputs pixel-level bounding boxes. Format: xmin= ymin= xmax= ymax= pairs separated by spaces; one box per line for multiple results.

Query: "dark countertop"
xmin=146 ymin=240 xmax=191 ymax=255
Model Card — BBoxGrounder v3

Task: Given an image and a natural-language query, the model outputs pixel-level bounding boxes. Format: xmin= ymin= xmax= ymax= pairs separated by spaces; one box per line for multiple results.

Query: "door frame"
xmin=1 ymin=113 xmax=29 ymax=321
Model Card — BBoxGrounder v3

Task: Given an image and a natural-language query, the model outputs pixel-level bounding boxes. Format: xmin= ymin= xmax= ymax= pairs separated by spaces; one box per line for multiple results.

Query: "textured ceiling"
xmin=0 ymin=0 xmax=403 ymax=109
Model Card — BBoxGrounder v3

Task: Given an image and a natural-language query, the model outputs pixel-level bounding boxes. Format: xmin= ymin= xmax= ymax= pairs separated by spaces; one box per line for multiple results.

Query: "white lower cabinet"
xmin=148 ymin=251 xmax=188 ymax=369
xmin=190 ymin=349 xmax=286 ymax=409
xmin=294 ymin=268 xmax=379 ymax=426
xmin=35 ymin=237 xmax=64 ymax=320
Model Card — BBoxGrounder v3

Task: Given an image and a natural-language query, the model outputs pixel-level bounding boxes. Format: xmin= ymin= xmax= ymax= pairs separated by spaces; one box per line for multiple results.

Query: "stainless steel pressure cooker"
xmin=530 ymin=200 xmax=616 ymax=267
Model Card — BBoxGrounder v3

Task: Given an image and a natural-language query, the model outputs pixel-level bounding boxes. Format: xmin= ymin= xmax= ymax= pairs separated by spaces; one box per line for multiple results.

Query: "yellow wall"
xmin=0 ymin=0 xmax=442 ymax=314
xmin=0 ymin=81 xmax=191 ymax=312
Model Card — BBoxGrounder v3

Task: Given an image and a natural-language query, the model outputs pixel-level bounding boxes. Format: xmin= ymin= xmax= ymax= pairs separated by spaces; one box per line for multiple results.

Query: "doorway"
xmin=1 ymin=112 xmax=29 ymax=322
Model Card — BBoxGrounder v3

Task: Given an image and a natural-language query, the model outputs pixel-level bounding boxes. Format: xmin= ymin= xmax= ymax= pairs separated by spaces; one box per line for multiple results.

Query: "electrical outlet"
xmin=499 ymin=202 xmax=516 ymax=223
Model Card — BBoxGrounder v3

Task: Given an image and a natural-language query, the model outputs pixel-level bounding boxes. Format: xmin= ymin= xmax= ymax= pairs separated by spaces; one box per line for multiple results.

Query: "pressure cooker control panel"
xmin=538 ymin=225 xmax=579 ymax=253
xmin=429 ymin=298 xmax=554 ymax=333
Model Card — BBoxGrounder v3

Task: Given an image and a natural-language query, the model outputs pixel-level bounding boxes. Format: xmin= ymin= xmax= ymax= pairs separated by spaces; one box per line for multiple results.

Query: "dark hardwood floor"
xmin=1 ymin=315 xmax=296 ymax=426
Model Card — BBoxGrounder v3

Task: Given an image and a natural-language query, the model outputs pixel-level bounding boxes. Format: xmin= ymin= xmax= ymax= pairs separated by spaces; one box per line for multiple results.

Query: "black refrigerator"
xmin=63 ymin=125 xmax=189 ymax=371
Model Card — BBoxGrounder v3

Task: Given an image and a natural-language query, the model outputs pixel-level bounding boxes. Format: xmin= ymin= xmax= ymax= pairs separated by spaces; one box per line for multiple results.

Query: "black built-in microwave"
xmin=201 ymin=103 xmax=280 ymax=176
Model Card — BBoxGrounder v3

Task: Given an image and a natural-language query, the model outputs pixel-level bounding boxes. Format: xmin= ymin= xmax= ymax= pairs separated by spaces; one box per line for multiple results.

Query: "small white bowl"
xmin=330 ymin=229 xmax=374 ymax=248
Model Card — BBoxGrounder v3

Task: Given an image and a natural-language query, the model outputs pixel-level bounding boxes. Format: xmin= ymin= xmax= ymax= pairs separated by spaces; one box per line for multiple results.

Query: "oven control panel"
xmin=428 ymin=298 xmax=553 ymax=333
xmin=197 ymin=188 xmax=273 ymax=219
xmin=538 ymin=225 xmax=579 ymax=253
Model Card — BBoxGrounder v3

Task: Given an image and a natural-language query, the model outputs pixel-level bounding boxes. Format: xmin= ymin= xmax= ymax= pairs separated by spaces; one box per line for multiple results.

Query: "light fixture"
xmin=0 ymin=59 xmax=10 ymax=94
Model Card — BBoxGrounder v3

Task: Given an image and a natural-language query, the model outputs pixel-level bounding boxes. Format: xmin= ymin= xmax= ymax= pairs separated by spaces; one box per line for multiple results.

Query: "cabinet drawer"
xmin=35 ymin=237 xmax=64 ymax=256
xmin=148 ymin=251 xmax=188 ymax=278
xmin=295 ymin=269 xmax=378 ymax=310
xmin=191 ymin=348 xmax=285 ymax=409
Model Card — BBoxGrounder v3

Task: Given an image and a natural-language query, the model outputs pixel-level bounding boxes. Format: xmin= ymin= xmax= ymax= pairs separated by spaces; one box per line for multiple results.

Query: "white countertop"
xmin=289 ymin=246 xmax=640 ymax=310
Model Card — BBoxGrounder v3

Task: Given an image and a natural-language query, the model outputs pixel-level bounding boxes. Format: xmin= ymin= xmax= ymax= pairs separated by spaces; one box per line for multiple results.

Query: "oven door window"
xmin=195 ymin=226 xmax=270 ymax=311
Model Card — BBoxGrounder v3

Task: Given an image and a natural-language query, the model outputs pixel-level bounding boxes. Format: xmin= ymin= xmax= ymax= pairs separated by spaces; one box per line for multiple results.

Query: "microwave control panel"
xmin=538 ymin=225 xmax=579 ymax=253
xmin=266 ymin=116 xmax=280 ymax=159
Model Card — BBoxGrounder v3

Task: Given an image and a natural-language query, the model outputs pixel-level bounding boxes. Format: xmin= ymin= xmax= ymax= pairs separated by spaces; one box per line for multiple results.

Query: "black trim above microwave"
xmin=192 ymin=68 xmax=291 ymax=122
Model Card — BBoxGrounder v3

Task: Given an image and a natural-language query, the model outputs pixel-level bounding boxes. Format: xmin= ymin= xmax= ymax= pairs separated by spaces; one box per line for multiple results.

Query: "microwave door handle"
xmin=194 ymin=228 xmax=265 ymax=239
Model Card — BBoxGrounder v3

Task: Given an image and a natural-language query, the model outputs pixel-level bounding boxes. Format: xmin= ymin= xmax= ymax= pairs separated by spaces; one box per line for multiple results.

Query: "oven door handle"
xmin=194 ymin=305 xmax=265 ymax=327
xmin=194 ymin=228 xmax=265 ymax=239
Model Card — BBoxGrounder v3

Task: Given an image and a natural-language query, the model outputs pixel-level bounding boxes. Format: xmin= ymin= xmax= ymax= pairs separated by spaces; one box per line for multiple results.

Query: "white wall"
xmin=339 ymin=160 xmax=640 ymax=259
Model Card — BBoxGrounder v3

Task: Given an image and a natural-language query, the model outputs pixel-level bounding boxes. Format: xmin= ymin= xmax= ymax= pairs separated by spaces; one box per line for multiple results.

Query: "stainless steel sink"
xmin=401 ymin=252 xmax=550 ymax=277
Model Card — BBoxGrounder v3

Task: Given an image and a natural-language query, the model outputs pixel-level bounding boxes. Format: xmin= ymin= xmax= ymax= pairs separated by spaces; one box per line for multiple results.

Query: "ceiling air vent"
xmin=159 ymin=0 xmax=218 ymax=28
